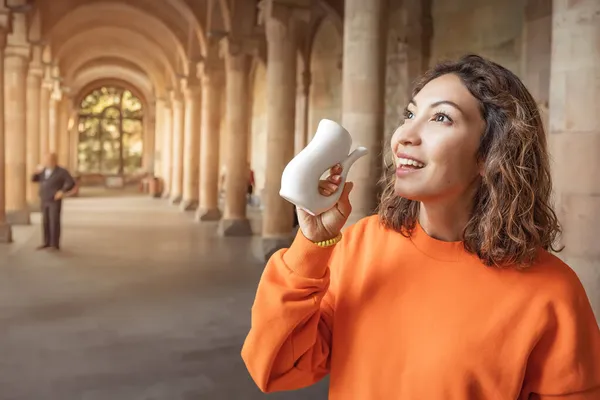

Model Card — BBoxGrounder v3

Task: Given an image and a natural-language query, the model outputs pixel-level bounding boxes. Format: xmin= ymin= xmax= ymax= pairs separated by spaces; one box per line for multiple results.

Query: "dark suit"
xmin=32 ymin=166 xmax=75 ymax=249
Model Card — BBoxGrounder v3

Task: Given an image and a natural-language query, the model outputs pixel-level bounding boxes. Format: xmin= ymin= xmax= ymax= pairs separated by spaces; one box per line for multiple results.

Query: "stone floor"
xmin=0 ymin=190 xmax=328 ymax=399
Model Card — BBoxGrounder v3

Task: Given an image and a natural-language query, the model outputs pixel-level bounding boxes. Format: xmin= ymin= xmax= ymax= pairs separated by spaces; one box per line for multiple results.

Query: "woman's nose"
xmin=392 ymin=123 xmax=422 ymax=151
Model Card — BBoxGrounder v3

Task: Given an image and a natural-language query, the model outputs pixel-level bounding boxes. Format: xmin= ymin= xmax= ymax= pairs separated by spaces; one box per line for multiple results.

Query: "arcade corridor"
xmin=0 ymin=192 xmax=327 ymax=399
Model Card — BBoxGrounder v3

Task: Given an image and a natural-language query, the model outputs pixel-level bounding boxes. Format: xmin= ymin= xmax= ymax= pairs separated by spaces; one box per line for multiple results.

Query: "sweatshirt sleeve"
xmin=523 ymin=269 xmax=600 ymax=399
xmin=241 ymin=228 xmax=344 ymax=393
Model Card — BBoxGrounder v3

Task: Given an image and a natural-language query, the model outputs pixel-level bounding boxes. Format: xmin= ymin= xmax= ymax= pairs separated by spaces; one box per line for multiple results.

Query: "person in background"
xmin=247 ymin=163 xmax=255 ymax=205
xmin=219 ymin=165 xmax=227 ymax=201
xmin=32 ymin=153 xmax=76 ymax=251
xmin=241 ymin=55 xmax=600 ymax=399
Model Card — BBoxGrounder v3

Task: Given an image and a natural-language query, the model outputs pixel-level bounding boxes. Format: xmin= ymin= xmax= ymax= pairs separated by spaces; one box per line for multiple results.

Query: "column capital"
xmin=199 ymin=66 xmax=224 ymax=87
xmin=198 ymin=42 xmax=224 ymax=78
xmin=154 ymin=96 xmax=167 ymax=106
xmin=60 ymin=86 xmax=73 ymax=100
xmin=0 ymin=7 xmax=11 ymax=49
xmin=28 ymin=64 xmax=44 ymax=78
xmin=5 ymin=43 xmax=30 ymax=60
xmin=42 ymin=79 xmax=54 ymax=90
xmin=6 ymin=9 xmax=29 ymax=55
xmin=50 ymin=91 xmax=61 ymax=102
xmin=180 ymin=62 xmax=201 ymax=90
xmin=258 ymin=0 xmax=311 ymax=26
xmin=219 ymin=34 xmax=265 ymax=61
xmin=169 ymin=89 xmax=183 ymax=106
xmin=181 ymin=78 xmax=202 ymax=100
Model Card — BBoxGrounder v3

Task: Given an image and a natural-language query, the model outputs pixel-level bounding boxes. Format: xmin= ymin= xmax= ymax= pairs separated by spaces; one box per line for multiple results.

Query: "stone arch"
xmin=44 ymin=2 xmax=188 ymax=76
xmin=75 ymin=79 xmax=148 ymax=112
xmin=316 ymin=1 xmax=344 ymax=37
xmin=55 ymin=26 xmax=177 ymax=89
xmin=307 ymin=16 xmax=342 ymax=141
xmin=249 ymin=59 xmax=268 ymax=201
xmin=72 ymin=65 xmax=153 ymax=107
xmin=163 ymin=0 xmax=207 ymax=57
xmin=61 ymin=46 xmax=171 ymax=98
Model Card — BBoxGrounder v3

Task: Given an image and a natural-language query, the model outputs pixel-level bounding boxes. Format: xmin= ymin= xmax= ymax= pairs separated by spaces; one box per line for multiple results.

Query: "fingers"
xmin=318 ymin=179 xmax=338 ymax=196
xmin=336 ymin=181 xmax=354 ymax=216
xmin=330 ymin=163 xmax=342 ymax=176
xmin=318 ymin=164 xmax=343 ymax=196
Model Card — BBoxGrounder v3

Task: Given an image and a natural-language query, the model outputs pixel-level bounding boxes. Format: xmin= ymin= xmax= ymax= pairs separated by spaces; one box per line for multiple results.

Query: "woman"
xmin=241 ymin=55 xmax=600 ymax=399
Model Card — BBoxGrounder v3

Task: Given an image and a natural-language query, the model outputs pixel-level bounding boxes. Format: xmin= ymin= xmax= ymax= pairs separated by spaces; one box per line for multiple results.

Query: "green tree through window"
xmin=77 ymin=86 xmax=144 ymax=175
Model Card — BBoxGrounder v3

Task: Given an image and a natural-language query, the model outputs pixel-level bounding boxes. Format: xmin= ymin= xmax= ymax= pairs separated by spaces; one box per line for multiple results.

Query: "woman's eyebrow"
xmin=409 ymin=99 xmax=464 ymax=114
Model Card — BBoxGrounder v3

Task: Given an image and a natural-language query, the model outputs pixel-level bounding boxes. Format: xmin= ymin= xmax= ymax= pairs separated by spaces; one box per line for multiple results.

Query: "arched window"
xmin=77 ymin=86 xmax=144 ymax=175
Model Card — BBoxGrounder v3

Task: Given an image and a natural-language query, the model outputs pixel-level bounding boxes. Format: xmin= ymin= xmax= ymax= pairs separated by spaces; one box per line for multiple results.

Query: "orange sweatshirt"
xmin=242 ymin=216 xmax=600 ymax=399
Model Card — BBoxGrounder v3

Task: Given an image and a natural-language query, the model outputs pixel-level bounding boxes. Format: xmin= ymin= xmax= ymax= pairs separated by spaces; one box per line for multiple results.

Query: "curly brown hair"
xmin=377 ymin=54 xmax=562 ymax=268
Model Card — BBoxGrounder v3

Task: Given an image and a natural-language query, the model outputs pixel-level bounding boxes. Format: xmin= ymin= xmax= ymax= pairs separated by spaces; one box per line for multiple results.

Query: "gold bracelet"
xmin=315 ymin=233 xmax=343 ymax=248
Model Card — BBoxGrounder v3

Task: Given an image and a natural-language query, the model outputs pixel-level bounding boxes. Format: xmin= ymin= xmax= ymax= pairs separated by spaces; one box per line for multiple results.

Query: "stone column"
xmin=4 ymin=10 xmax=31 ymax=225
xmin=161 ymin=99 xmax=173 ymax=198
xmin=262 ymin=3 xmax=305 ymax=255
xmin=196 ymin=65 xmax=224 ymax=221
xmin=294 ymin=70 xmax=310 ymax=155
xmin=549 ymin=0 xmax=600 ymax=321
xmin=26 ymin=44 xmax=43 ymax=210
xmin=153 ymin=97 xmax=165 ymax=176
xmin=169 ymin=91 xmax=185 ymax=204
xmin=142 ymin=108 xmax=155 ymax=175
xmin=0 ymin=8 xmax=12 ymax=242
xmin=69 ymin=113 xmax=78 ymax=172
xmin=217 ymin=39 xmax=253 ymax=236
xmin=342 ymin=0 xmax=386 ymax=225
xmin=39 ymin=68 xmax=52 ymax=158
xmin=180 ymin=78 xmax=202 ymax=211
xmin=48 ymin=93 xmax=60 ymax=153
xmin=57 ymin=95 xmax=71 ymax=168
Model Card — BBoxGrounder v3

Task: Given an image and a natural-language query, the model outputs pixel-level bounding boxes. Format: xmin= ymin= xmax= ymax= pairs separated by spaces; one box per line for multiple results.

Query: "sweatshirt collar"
xmin=409 ymin=221 xmax=469 ymax=262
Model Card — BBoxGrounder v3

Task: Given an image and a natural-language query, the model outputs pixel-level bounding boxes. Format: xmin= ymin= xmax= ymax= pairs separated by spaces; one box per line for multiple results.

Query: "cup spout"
xmin=340 ymin=146 xmax=368 ymax=173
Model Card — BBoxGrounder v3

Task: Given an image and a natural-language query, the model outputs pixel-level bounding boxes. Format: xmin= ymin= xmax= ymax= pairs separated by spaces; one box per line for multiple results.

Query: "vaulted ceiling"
xmin=24 ymin=0 xmax=343 ymax=104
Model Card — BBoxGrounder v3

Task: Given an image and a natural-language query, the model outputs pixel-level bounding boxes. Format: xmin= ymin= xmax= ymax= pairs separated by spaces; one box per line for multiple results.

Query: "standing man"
xmin=31 ymin=153 xmax=76 ymax=251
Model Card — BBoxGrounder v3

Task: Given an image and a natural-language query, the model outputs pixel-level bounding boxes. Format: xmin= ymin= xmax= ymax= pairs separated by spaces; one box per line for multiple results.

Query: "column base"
xmin=0 ymin=222 xmax=12 ymax=243
xmin=262 ymin=236 xmax=294 ymax=262
xmin=7 ymin=209 xmax=30 ymax=225
xmin=180 ymin=199 xmax=198 ymax=212
xmin=195 ymin=208 xmax=222 ymax=222
xmin=170 ymin=195 xmax=182 ymax=205
xmin=218 ymin=218 xmax=253 ymax=236
xmin=28 ymin=201 xmax=41 ymax=213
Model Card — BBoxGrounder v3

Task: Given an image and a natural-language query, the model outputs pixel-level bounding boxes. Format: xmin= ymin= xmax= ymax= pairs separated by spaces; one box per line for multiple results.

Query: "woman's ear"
xmin=478 ymin=158 xmax=485 ymax=177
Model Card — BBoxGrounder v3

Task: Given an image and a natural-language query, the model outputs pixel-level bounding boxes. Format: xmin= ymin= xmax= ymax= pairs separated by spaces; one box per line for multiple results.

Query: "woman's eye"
xmin=404 ymin=110 xmax=414 ymax=120
xmin=433 ymin=113 xmax=452 ymax=123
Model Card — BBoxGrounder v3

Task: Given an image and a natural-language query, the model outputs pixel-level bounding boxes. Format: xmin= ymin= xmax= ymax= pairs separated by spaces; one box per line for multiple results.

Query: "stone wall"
xmin=430 ymin=0 xmax=525 ymax=75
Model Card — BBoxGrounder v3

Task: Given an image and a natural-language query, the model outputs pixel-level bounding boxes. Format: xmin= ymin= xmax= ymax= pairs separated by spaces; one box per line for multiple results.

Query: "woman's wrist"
xmin=313 ymin=232 xmax=343 ymax=247
xmin=301 ymin=229 xmax=342 ymax=247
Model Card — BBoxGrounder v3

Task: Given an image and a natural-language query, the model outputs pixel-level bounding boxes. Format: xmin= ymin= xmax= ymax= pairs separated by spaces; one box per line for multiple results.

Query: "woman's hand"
xmin=297 ymin=164 xmax=354 ymax=243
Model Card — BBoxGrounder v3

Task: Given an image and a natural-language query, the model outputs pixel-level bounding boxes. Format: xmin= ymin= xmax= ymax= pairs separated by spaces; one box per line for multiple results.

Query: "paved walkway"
xmin=0 ymin=191 xmax=328 ymax=399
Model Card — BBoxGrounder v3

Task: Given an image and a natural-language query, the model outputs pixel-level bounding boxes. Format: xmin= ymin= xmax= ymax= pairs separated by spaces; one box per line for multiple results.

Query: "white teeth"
xmin=398 ymin=158 xmax=425 ymax=168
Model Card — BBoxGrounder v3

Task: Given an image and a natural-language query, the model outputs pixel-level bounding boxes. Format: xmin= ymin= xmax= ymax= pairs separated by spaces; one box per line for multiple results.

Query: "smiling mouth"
xmin=397 ymin=157 xmax=425 ymax=169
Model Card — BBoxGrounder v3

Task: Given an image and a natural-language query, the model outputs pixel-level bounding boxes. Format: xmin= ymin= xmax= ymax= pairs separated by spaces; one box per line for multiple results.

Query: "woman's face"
xmin=390 ymin=73 xmax=486 ymax=203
